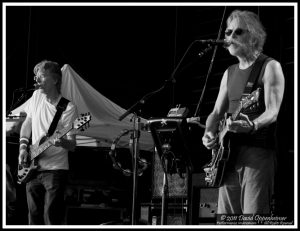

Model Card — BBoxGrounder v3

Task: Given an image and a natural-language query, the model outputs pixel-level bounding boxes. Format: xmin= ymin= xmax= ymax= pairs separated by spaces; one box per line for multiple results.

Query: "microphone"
xmin=198 ymin=39 xmax=231 ymax=47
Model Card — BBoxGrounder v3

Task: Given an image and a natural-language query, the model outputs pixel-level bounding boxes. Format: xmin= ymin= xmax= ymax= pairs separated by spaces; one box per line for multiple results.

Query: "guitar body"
xmin=203 ymin=88 xmax=261 ymax=187
xmin=204 ymin=122 xmax=231 ymax=187
xmin=17 ymin=158 xmax=38 ymax=184
xmin=17 ymin=136 xmax=47 ymax=184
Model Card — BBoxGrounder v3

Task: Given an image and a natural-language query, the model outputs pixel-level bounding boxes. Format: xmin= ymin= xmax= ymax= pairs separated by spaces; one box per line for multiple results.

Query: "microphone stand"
xmin=118 ymin=40 xmax=213 ymax=123
xmin=131 ymin=113 xmax=140 ymax=225
xmin=194 ymin=43 xmax=219 ymax=117
xmin=119 ymin=81 xmax=172 ymax=225
xmin=194 ymin=6 xmax=227 ymax=117
xmin=6 ymin=89 xmax=33 ymax=117
xmin=160 ymin=152 xmax=169 ymax=225
xmin=118 ymin=40 xmax=214 ymax=225
xmin=157 ymin=42 xmax=214 ymax=225
xmin=118 ymin=74 xmax=176 ymax=225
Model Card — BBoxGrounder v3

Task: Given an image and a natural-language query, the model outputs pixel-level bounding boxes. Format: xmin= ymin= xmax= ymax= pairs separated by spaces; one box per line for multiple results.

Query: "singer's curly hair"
xmin=33 ymin=60 xmax=62 ymax=93
xmin=227 ymin=10 xmax=267 ymax=54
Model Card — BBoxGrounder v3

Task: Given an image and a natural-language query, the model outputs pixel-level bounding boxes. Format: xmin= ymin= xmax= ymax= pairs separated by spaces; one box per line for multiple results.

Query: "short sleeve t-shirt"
xmin=25 ymin=90 xmax=77 ymax=170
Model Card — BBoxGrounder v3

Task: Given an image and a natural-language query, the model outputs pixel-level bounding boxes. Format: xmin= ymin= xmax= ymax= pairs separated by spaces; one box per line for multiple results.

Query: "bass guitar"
xmin=203 ymin=88 xmax=261 ymax=187
xmin=17 ymin=113 xmax=91 ymax=184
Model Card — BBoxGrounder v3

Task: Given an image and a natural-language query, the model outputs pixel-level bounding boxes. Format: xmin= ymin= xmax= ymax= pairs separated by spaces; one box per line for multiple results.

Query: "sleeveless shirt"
xmin=226 ymin=56 xmax=276 ymax=149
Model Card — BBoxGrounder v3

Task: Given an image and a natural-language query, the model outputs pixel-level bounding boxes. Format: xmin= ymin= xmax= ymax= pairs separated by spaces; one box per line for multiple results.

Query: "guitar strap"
xmin=47 ymin=97 xmax=70 ymax=137
xmin=243 ymin=53 xmax=270 ymax=95
xmin=239 ymin=53 xmax=276 ymax=148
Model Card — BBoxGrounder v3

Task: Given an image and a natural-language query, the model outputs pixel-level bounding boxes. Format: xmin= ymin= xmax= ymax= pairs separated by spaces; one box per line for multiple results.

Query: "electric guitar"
xmin=203 ymin=88 xmax=261 ymax=187
xmin=17 ymin=113 xmax=91 ymax=184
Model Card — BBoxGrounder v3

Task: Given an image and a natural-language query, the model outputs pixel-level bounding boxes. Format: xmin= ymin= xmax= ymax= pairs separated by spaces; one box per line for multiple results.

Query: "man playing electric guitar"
xmin=18 ymin=60 xmax=78 ymax=225
xmin=202 ymin=87 xmax=262 ymax=188
xmin=201 ymin=10 xmax=285 ymax=216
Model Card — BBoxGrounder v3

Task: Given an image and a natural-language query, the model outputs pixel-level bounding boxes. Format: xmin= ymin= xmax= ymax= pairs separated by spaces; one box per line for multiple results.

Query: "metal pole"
xmin=131 ymin=115 xmax=140 ymax=225
xmin=160 ymin=157 xmax=168 ymax=225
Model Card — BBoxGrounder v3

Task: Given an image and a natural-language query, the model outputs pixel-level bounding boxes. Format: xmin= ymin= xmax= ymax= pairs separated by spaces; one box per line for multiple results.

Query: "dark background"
xmin=5 ymin=4 xmax=295 ymax=225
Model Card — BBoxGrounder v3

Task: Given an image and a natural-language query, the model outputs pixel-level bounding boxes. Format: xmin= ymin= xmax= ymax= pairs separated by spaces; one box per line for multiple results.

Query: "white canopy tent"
xmin=9 ymin=64 xmax=154 ymax=151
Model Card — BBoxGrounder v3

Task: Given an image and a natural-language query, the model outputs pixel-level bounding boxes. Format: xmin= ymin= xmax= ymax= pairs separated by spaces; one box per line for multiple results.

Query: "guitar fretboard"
xmin=218 ymin=88 xmax=260 ymax=144
xmin=30 ymin=125 xmax=72 ymax=160
xmin=232 ymin=102 xmax=243 ymax=121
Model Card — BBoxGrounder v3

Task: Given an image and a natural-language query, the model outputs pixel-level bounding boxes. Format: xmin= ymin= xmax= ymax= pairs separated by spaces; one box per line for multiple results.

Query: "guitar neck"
xmin=217 ymin=103 xmax=243 ymax=143
xmin=218 ymin=126 xmax=228 ymax=143
xmin=231 ymin=102 xmax=242 ymax=121
xmin=30 ymin=125 xmax=72 ymax=160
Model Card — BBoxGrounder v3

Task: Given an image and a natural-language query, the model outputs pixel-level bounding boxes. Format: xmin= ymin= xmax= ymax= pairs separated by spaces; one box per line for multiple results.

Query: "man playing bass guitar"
xmin=18 ymin=60 xmax=78 ymax=225
xmin=202 ymin=10 xmax=285 ymax=215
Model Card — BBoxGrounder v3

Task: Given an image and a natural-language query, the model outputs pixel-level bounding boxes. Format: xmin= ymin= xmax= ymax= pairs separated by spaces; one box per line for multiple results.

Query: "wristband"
xmin=19 ymin=143 xmax=28 ymax=150
xmin=19 ymin=137 xmax=29 ymax=145
xmin=19 ymin=137 xmax=29 ymax=142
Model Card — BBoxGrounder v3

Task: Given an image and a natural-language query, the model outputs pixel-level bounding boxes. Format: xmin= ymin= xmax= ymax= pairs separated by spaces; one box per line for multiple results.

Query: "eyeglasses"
xmin=225 ymin=28 xmax=247 ymax=37
xmin=34 ymin=74 xmax=46 ymax=81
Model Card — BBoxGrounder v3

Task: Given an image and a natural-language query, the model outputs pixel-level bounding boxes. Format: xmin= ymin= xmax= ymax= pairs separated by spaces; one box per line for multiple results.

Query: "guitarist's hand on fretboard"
xmin=52 ymin=138 xmax=62 ymax=147
xmin=226 ymin=113 xmax=254 ymax=134
xmin=52 ymin=136 xmax=76 ymax=151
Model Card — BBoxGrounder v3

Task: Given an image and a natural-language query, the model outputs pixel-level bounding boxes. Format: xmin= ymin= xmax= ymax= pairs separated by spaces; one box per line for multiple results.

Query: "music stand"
xmin=148 ymin=117 xmax=193 ymax=225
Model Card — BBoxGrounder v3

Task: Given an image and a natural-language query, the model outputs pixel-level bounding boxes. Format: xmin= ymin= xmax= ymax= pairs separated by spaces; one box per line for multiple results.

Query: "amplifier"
xmin=199 ymin=187 xmax=218 ymax=218
xmin=190 ymin=185 xmax=219 ymax=225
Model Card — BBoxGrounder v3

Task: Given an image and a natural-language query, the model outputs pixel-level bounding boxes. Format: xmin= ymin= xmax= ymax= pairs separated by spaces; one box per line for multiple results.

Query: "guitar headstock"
xmin=241 ymin=88 xmax=261 ymax=109
xmin=73 ymin=112 xmax=92 ymax=131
